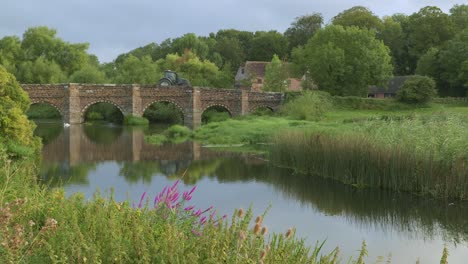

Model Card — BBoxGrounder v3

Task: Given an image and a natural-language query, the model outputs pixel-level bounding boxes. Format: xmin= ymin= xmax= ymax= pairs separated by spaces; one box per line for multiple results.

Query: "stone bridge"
xmin=22 ymin=84 xmax=284 ymax=128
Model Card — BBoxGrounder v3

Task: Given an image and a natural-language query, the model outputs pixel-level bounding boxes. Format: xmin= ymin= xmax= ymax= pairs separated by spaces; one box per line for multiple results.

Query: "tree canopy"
xmin=293 ymin=25 xmax=393 ymax=96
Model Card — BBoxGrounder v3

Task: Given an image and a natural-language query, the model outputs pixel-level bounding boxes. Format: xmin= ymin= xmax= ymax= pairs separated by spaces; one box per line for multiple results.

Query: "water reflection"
xmin=35 ymin=122 xmax=468 ymax=262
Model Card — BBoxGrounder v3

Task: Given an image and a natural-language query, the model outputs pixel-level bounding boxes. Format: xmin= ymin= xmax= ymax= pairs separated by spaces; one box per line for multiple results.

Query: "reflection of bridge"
xmin=22 ymin=84 xmax=283 ymax=128
xmin=42 ymin=125 xmax=221 ymax=166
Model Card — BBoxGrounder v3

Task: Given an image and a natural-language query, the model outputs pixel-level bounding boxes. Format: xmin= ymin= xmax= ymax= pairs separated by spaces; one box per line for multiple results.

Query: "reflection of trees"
xmin=33 ymin=121 xmax=63 ymax=144
xmin=39 ymin=162 xmax=97 ymax=187
xmin=180 ymin=156 xmax=468 ymax=244
xmin=83 ymin=123 xmax=123 ymax=145
xmin=117 ymin=160 xmax=192 ymax=184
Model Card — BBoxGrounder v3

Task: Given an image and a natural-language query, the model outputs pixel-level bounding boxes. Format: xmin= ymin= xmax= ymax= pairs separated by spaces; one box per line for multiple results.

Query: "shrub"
xmin=143 ymin=102 xmax=183 ymax=124
xmin=397 ymin=75 xmax=437 ymax=104
xmin=280 ymin=90 xmax=332 ymax=121
xmin=86 ymin=111 xmax=104 ymax=120
xmin=123 ymin=115 xmax=149 ymax=126
xmin=202 ymin=108 xmax=230 ymax=124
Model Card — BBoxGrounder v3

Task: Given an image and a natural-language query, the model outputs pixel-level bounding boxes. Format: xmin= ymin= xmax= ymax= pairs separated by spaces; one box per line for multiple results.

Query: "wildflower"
xmin=261 ymin=226 xmax=268 ymax=236
xmin=237 ymin=208 xmax=244 ymax=218
xmin=253 ymin=223 xmax=261 ymax=235
xmin=255 ymin=215 xmax=262 ymax=224
xmin=285 ymin=228 xmax=293 ymax=239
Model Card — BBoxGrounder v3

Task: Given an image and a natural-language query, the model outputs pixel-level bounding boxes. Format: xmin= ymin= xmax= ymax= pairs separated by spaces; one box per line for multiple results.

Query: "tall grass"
xmin=1 ymin=156 xmax=347 ymax=263
xmin=270 ymin=114 xmax=468 ymax=200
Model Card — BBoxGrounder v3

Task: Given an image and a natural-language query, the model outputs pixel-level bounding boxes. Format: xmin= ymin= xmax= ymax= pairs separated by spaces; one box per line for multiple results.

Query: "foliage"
xmin=284 ymin=13 xmax=323 ymax=49
xmin=406 ymin=6 xmax=454 ymax=69
xmin=69 ymin=65 xmax=108 ymax=83
xmin=114 ymin=55 xmax=160 ymax=84
xmin=27 ymin=103 xmax=62 ymax=119
xmin=84 ymin=103 xmax=123 ymax=123
xmin=280 ymin=91 xmax=332 ymax=121
xmin=201 ymin=107 xmax=230 ymax=124
xmin=0 ymin=66 xmax=40 ymax=158
xmin=397 ymin=75 xmax=437 ymax=104
xmin=144 ymin=134 xmax=167 ymax=146
xmin=123 ymin=115 xmax=149 ymax=126
xmin=270 ymin=113 xmax=468 ymax=200
xmin=332 ymin=6 xmax=382 ymax=31
xmin=293 ymin=25 xmax=393 ymax=96
xmin=156 ymin=50 xmax=232 ymax=88
xmin=248 ymin=31 xmax=289 ymax=61
xmin=378 ymin=16 xmax=408 ymax=75
xmin=263 ymin=54 xmax=289 ymax=92
xmin=450 ymin=4 xmax=468 ymax=34
xmin=143 ymin=101 xmax=183 ymax=124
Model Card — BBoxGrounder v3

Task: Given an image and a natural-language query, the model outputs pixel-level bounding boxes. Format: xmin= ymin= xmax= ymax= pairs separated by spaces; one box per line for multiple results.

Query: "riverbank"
xmin=190 ymin=101 xmax=468 ymax=200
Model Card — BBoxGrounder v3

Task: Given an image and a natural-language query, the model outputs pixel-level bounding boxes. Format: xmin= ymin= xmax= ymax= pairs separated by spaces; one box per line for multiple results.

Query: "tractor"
xmin=158 ymin=70 xmax=191 ymax=87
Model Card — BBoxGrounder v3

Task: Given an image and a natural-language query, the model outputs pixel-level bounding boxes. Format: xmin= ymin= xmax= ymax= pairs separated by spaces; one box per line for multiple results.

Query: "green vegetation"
xmin=280 ymin=91 xmax=332 ymax=121
xmin=26 ymin=103 xmax=61 ymax=119
xmin=202 ymin=106 xmax=231 ymax=124
xmin=292 ymin=25 xmax=393 ymax=96
xmin=396 ymin=75 xmax=437 ymax=104
xmin=145 ymin=124 xmax=193 ymax=145
xmin=143 ymin=101 xmax=183 ymax=124
xmin=123 ymin=115 xmax=149 ymax=126
xmin=85 ymin=103 xmax=124 ymax=123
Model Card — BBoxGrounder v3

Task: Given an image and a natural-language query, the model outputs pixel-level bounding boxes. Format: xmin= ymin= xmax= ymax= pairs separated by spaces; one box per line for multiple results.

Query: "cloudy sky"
xmin=0 ymin=0 xmax=464 ymax=63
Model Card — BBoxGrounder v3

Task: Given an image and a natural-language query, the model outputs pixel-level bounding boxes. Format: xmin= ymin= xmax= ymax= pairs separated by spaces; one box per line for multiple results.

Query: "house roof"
xmin=244 ymin=61 xmax=269 ymax=77
xmin=368 ymin=76 xmax=412 ymax=94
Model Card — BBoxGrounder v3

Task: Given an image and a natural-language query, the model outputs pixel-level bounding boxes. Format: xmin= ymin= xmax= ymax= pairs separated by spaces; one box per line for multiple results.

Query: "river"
xmin=35 ymin=121 xmax=468 ymax=263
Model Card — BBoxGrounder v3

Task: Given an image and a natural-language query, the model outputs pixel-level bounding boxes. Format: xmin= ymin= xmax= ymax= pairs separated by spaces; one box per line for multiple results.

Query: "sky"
xmin=0 ymin=0 xmax=465 ymax=63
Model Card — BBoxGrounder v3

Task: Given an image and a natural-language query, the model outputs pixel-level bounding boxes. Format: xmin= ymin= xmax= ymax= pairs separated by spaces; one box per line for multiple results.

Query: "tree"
xmin=248 ymin=31 xmax=289 ymax=61
xmin=171 ymin=33 xmax=209 ymax=60
xmin=437 ymin=29 xmax=468 ymax=96
xmin=114 ymin=55 xmax=160 ymax=84
xmin=0 ymin=66 xmax=39 ymax=157
xmin=0 ymin=36 xmax=23 ymax=74
xmin=396 ymin=75 xmax=437 ymax=104
xmin=17 ymin=57 xmax=66 ymax=84
xmin=378 ymin=15 xmax=410 ymax=75
xmin=332 ymin=6 xmax=382 ymax=31
xmin=406 ymin=6 xmax=454 ymax=69
xmin=450 ymin=4 xmax=468 ymax=34
xmin=156 ymin=50 xmax=232 ymax=88
xmin=263 ymin=55 xmax=289 ymax=92
xmin=69 ymin=65 xmax=108 ymax=83
xmin=284 ymin=13 xmax=323 ymax=49
xmin=293 ymin=25 xmax=393 ymax=96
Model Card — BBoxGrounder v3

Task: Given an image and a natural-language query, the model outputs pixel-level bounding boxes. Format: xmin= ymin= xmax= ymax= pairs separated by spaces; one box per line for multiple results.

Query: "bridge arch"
xmin=250 ymin=105 xmax=275 ymax=113
xmin=142 ymin=100 xmax=185 ymax=116
xmin=202 ymin=104 xmax=233 ymax=116
xmin=29 ymin=101 xmax=64 ymax=120
xmin=81 ymin=100 xmax=126 ymax=122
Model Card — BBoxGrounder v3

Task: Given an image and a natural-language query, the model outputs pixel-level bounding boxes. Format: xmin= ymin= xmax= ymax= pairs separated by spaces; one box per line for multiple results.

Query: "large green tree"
xmin=114 ymin=55 xmax=160 ymax=84
xmin=332 ymin=6 xmax=382 ymax=31
xmin=378 ymin=15 xmax=410 ymax=75
xmin=450 ymin=4 xmax=468 ymax=34
xmin=406 ymin=6 xmax=454 ymax=72
xmin=248 ymin=31 xmax=289 ymax=61
xmin=284 ymin=13 xmax=323 ymax=50
xmin=293 ymin=25 xmax=393 ymax=96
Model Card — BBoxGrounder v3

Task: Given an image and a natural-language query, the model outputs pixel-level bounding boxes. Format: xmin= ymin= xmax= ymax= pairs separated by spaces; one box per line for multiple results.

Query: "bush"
xmin=143 ymin=102 xmax=183 ymax=124
xmin=0 ymin=66 xmax=40 ymax=158
xmin=123 ymin=115 xmax=149 ymax=126
xmin=86 ymin=111 xmax=104 ymax=120
xmin=397 ymin=75 xmax=437 ymax=104
xmin=280 ymin=91 xmax=332 ymax=121
xmin=202 ymin=108 xmax=230 ymax=124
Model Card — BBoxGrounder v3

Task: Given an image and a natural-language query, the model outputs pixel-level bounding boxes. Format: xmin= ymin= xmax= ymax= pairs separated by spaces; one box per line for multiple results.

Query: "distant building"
xmin=235 ymin=61 xmax=302 ymax=92
xmin=368 ymin=76 xmax=411 ymax=98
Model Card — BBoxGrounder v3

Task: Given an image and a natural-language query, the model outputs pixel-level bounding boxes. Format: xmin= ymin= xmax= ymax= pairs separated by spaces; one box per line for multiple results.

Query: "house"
xmin=235 ymin=61 xmax=302 ymax=92
xmin=368 ymin=76 xmax=411 ymax=98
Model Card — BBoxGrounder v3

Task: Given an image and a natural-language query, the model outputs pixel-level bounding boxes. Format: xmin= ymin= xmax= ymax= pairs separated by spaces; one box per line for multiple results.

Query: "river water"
xmin=35 ymin=121 xmax=468 ymax=263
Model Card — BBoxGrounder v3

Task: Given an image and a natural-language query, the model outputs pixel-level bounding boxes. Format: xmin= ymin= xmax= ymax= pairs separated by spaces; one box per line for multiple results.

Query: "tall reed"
xmin=270 ymin=115 xmax=468 ymax=200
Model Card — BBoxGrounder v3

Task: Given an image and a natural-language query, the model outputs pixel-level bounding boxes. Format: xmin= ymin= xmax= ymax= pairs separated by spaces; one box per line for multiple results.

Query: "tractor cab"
xmin=158 ymin=70 xmax=190 ymax=87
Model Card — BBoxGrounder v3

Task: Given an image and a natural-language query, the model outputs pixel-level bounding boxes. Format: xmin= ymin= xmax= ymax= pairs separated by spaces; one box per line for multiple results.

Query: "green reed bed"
xmin=270 ymin=114 xmax=468 ymax=200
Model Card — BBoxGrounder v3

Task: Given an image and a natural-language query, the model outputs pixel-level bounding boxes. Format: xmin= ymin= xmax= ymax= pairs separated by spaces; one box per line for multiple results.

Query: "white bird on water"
xmin=64 ymin=123 xmax=70 ymax=127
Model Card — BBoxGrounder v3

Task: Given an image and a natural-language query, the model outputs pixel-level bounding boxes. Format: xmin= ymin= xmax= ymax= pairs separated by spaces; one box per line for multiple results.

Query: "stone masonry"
xmin=21 ymin=84 xmax=284 ymax=129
